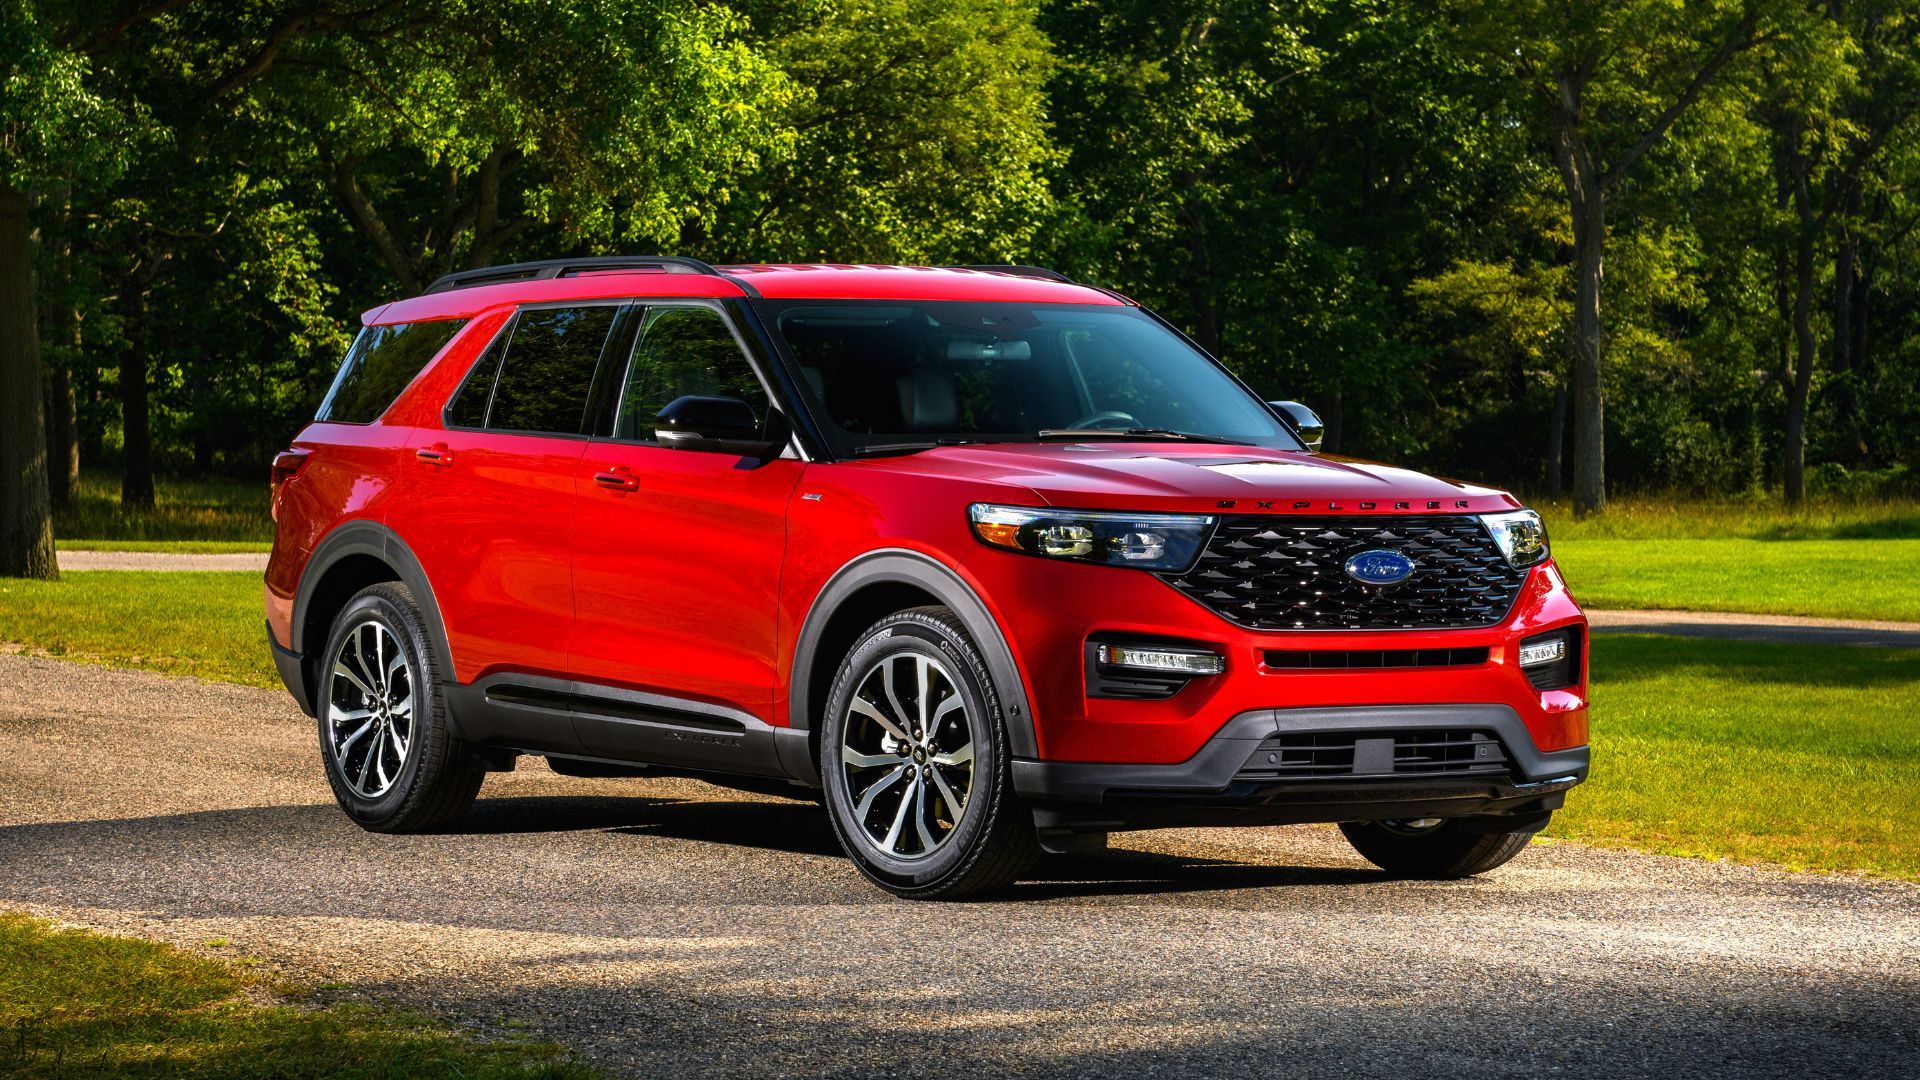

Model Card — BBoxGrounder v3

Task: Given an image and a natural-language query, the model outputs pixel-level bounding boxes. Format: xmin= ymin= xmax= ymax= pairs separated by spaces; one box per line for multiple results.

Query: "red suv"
xmin=267 ymin=258 xmax=1588 ymax=899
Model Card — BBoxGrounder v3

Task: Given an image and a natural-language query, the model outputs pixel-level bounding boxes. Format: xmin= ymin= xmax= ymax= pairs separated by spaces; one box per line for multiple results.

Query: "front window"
xmin=761 ymin=301 xmax=1300 ymax=456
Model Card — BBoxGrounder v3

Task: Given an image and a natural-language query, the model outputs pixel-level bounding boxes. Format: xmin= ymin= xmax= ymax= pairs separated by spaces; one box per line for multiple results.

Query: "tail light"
xmin=270 ymin=448 xmax=312 ymax=520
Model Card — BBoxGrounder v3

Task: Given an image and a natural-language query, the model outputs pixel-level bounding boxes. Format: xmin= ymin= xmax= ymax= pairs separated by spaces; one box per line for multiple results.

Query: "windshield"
xmin=760 ymin=300 xmax=1301 ymax=456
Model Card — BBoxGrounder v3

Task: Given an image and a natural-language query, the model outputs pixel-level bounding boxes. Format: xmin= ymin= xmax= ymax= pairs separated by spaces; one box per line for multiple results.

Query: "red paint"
xmin=271 ymin=264 xmax=1588 ymax=771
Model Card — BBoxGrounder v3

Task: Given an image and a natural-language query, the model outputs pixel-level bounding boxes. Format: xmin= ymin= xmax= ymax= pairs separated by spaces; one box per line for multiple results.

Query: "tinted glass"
xmin=316 ymin=319 xmax=467 ymax=424
xmin=442 ymin=323 xmax=507 ymax=428
xmin=613 ymin=305 xmax=767 ymax=441
xmin=488 ymin=306 xmax=620 ymax=435
xmin=766 ymin=301 xmax=1296 ymax=454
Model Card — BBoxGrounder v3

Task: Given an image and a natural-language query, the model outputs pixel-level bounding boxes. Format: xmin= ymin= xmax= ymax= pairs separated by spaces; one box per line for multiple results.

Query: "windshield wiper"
xmin=1035 ymin=427 xmax=1250 ymax=446
xmin=852 ymin=438 xmax=1005 ymax=458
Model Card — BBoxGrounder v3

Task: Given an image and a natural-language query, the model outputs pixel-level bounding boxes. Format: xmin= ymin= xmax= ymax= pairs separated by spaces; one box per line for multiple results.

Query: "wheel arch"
xmin=789 ymin=549 xmax=1040 ymax=760
xmin=291 ymin=521 xmax=455 ymax=717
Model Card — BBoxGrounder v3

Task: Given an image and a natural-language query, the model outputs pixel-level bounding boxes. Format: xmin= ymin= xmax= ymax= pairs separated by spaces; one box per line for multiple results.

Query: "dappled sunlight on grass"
xmin=1548 ymin=634 xmax=1920 ymax=880
xmin=56 ymin=470 xmax=273 ymax=544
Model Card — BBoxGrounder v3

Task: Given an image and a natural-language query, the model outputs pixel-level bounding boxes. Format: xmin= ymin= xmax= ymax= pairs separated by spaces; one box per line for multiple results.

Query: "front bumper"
xmin=1012 ymin=703 xmax=1588 ymax=832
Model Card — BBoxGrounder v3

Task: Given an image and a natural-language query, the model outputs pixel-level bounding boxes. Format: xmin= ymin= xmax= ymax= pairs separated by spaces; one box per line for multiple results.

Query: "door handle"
xmin=415 ymin=444 xmax=454 ymax=467
xmin=593 ymin=468 xmax=639 ymax=492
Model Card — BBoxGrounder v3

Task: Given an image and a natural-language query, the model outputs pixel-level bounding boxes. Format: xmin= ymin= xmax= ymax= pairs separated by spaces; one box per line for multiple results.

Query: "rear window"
xmin=316 ymin=319 xmax=468 ymax=424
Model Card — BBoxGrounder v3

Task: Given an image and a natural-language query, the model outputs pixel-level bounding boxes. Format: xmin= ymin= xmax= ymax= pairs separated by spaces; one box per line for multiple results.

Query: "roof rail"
xmin=422 ymin=256 xmax=729 ymax=295
xmin=952 ymin=264 xmax=1075 ymax=284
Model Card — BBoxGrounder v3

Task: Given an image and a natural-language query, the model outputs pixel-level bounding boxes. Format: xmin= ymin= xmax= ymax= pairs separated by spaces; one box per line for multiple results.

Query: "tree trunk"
xmin=1547 ymin=382 xmax=1568 ymax=499
xmin=120 ymin=288 xmax=154 ymax=509
xmin=46 ymin=365 xmax=76 ymax=511
xmin=1784 ymin=220 xmax=1816 ymax=505
xmin=1318 ymin=389 xmax=1343 ymax=455
xmin=1569 ymin=189 xmax=1606 ymax=515
xmin=0 ymin=181 xmax=59 ymax=579
xmin=1831 ymin=182 xmax=1861 ymax=462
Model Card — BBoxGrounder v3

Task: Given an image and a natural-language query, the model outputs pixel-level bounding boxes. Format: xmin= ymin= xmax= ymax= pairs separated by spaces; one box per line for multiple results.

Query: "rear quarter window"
xmin=316 ymin=320 xmax=468 ymax=424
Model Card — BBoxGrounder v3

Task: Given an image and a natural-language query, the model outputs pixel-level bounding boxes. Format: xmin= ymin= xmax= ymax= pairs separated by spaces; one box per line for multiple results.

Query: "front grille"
xmin=1265 ymin=646 xmax=1490 ymax=670
xmin=1161 ymin=515 xmax=1527 ymax=630
xmin=1236 ymin=729 xmax=1510 ymax=782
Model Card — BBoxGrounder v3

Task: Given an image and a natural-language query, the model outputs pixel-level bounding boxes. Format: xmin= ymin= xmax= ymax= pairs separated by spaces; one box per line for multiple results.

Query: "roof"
xmin=365 ymin=262 xmax=1128 ymax=325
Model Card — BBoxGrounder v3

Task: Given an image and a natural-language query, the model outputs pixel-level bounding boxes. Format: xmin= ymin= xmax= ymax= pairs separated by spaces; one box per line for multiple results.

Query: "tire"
xmin=1339 ymin=816 xmax=1540 ymax=879
xmin=820 ymin=606 xmax=1038 ymax=899
xmin=316 ymin=582 xmax=484 ymax=832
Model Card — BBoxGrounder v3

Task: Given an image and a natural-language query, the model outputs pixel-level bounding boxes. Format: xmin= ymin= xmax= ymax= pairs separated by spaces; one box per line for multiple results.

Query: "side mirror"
xmin=1268 ymin=400 xmax=1324 ymax=452
xmin=654 ymin=395 xmax=782 ymax=457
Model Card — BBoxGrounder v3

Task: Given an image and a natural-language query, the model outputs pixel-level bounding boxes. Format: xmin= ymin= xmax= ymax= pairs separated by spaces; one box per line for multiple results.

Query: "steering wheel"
xmin=1069 ymin=410 xmax=1140 ymax=430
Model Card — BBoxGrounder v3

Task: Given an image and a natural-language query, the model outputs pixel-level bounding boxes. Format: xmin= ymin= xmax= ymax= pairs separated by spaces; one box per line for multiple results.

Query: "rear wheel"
xmin=318 ymin=583 xmax=484 ymax=832
xmin=820 ymin=606 xmax=1037 ymax=899
xmin=1339 ymin=816 xmax=1539 ymax=878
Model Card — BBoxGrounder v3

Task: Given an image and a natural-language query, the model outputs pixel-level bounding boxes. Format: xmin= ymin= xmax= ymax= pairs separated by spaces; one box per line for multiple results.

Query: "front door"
xmin=569 ymin=301 xmax=804 ymax=727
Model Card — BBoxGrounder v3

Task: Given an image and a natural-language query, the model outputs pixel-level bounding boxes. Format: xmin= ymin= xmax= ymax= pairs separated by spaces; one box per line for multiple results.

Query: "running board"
xmin=444 ymin=674 xmax=789 ymax=779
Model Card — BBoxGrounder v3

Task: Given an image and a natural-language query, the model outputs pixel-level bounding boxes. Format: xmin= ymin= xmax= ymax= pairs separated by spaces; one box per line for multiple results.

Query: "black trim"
xmin=426 ymin=256 xmax=727 ymax=294
xmin=789 ymin=549 xmax=1041 ymax=760
xmin=949 ymin=264 xmax=1074 ymax=283
xmin=1264 ymin=646 xmax=1491 ymax=670
xmin=268 ymin=621 xmax=314 ymax=717
xmin=728 ymin=298 xmax=831 ymax=460
xmin=444 ymin=673 xmax=788 ymax=779
xmin=290 ymin=521 xmax=457 ymax=717
xmin=1011 ymin=704 xmax=1588 ymax=831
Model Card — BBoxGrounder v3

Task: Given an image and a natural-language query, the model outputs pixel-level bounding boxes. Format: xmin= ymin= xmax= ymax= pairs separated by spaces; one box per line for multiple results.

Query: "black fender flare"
xmin=292 ymin=520 xmax=457 ymax=698
xmin=787 ymin=548 xmax=1040 ymax=759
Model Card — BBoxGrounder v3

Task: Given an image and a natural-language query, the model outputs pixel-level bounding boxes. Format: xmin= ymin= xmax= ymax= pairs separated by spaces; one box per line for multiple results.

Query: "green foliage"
xmin=709 ymin=0 xmax=1059 ymax=262
xmin=0 ymin=912 xmax=597 ymax=1076
xmin=0 ymin=2 xmax=141 ymax=189
xmin=6 ymin=0 xmax=1920 ymax=498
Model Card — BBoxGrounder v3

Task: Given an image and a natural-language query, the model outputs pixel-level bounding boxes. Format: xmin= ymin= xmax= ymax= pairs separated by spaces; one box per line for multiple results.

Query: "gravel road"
xmin=2 ymin=654 xmax=1916 ymax=1078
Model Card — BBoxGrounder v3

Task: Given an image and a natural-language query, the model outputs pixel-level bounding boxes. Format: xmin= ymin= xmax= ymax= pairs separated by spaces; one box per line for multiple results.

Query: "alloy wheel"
xmin=839 ymin=652 xmax=975 ymax=860
xmin=326 ymin=620 xmax=415 ymax=799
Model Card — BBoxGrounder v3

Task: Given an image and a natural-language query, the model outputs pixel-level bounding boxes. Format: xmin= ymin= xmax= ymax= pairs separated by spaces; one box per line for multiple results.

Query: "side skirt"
xmin=443 ymin=673 xmax=799 ymax=781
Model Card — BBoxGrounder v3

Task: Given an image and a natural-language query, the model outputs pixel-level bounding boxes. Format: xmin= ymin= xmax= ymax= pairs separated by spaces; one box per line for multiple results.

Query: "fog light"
xmin=1096 ymin=644 xmax=1226 ymax=676
xmin=1517 ymin=637 xmax=1566 ymax=668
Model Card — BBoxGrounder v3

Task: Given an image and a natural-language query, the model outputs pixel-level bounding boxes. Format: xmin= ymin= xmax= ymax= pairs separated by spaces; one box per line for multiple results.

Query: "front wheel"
xmin=820 ymin=606 xmax=1038 ymax=899
xmin=1339 ymin=816 xmax=1540 ymax=878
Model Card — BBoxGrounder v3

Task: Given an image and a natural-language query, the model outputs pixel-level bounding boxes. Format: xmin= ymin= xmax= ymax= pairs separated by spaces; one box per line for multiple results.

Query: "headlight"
xmin=1480 ymin=509 xmax=1549 ymax=568
xmin=968 ymin=504 xmax=1215 ymax=572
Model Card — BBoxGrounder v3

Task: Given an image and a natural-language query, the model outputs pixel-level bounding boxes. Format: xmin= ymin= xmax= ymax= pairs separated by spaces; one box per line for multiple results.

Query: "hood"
xmin=846 ymin=441 xmax=1521 ymax=514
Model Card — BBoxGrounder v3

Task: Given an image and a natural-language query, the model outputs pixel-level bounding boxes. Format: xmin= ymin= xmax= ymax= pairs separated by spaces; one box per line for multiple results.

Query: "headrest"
xmin=895 ymin=367 xmax=957 ymax=430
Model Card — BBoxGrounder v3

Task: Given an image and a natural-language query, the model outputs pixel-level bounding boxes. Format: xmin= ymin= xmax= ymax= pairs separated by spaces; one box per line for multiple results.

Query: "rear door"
xmin=568 ymin=300 xmax=804 ymax=736
xmin=396 ymin=303 xmax=629 ymax=706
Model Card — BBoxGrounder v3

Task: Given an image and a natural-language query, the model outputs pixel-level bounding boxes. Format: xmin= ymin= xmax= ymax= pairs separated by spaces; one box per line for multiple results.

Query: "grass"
xmin=1534 ymin=493 xmax=1920 ymax=540
xmin=1521 ymin=494 xmax=1920 ymax=621
xmin=56 ymin=470 xmax=273 ymax=546
xmin=0 ymin=572 xmax=274 ymax=688
xmin=0 ymin=912 xmax=594 ymax=1077
xmin=1552 ymin=538 xmax=1920 ymax=622
xmin=1546 ymin=634 xmax=1920 ymax=881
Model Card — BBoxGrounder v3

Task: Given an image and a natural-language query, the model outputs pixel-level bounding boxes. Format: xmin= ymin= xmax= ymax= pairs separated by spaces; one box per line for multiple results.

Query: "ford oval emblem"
xmin=1344 ymin=548 xmax=1415 ymax=586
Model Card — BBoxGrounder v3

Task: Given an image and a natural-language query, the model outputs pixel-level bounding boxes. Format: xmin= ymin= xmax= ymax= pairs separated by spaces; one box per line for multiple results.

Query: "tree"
xmin=1757 ymin=1 xmax=1919 ymax=502
xmin=0 ymin=4 xmax=132 ymax=577
xmin=225 ymin=0 xmax=793 ymax=291
xmin=708 ymin=0 xmax=1056 ymax=263
xmin=1450 ymin=0 xmax=1783 ymax=514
